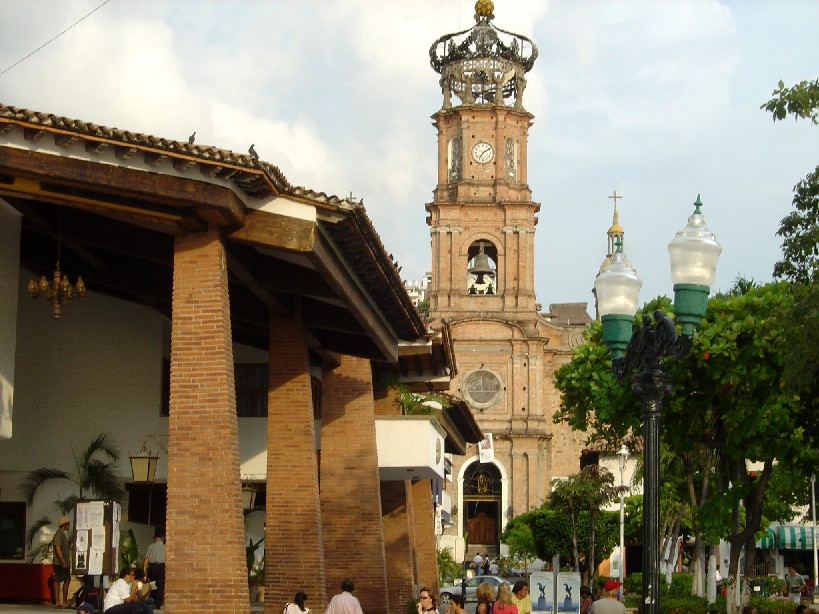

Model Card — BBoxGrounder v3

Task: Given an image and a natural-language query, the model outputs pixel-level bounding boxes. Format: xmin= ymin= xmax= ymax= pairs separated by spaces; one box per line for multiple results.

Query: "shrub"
xmin=659 ymin=595 xmax=710 ymax=614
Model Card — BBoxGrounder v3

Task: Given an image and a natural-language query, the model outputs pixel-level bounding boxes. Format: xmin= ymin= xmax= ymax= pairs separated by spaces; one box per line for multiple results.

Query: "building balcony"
xmin=376 ymin=415 xmax=446 ymax=481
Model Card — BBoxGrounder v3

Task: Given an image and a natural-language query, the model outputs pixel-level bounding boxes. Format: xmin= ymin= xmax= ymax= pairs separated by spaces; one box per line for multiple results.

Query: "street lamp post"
xmin=617 ymin=444 xmax=630 ymax=593
xmin=595 ymin=196 xmax=721 ymax=614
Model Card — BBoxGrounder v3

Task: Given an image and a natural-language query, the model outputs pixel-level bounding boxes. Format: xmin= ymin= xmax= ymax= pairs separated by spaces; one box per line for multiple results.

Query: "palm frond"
xmin=60 ymin=495 xmax=79 ymax=514
xmin=25 ymin=516 xmax=53 ymax=550
xmin=80 ymin=433 xmax=121 ymax=468
xmin=18 ymin=468 xmax=74 ymax=506
xmin=84 ymin=460 xmax=125 ymax=501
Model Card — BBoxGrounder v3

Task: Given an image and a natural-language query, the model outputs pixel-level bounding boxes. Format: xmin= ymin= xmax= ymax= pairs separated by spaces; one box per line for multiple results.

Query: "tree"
xmin=437 ymin=547 xmax=462 ymax=584
xmin=547 ymin=465 xmax=618 ymax=578
xmin=502 ymin=507 xmax=619 ymax=569
xmin=761 ymin=79 xmax=819 ymax=125
xmin=553 ymin=285 xmax=818 ymax=613
xmin=763 ymin=76 xmax=819 ymax=465
xmin=501 ymin=523 xmax=537 ymax=574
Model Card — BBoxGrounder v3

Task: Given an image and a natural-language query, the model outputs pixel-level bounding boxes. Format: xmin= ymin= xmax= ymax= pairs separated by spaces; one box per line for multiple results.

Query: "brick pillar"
xmin=265 ymin=315 xmax=327 ymax=612
xmin=410 ymin=480 xmax=439 ymax=594
xmin=375 ymin=384 xmax=414 ymax=613
xmin=167 ymin=227 xmax=247 ymax=613
xmin=320 ymin=355 xmax=389 ymax=613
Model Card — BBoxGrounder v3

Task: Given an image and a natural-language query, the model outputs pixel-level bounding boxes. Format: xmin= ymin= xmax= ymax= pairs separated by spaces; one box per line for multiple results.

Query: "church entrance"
xmin=463 ymin=461 xmax=502 ymax=551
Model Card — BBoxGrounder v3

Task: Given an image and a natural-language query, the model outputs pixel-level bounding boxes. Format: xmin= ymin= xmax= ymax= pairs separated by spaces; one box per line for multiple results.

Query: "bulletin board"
xmin=71 ymin=500 xmax=121 ymax=576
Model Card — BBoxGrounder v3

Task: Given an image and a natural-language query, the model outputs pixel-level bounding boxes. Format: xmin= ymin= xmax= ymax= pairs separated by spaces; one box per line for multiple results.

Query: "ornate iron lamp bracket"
xmin=612 ymin=309 xmax=692 ymax=380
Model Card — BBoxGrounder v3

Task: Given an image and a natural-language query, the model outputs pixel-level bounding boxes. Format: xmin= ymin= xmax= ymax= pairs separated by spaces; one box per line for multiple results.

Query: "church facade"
xmin=426 ymin=2 xmax=591 ymax=560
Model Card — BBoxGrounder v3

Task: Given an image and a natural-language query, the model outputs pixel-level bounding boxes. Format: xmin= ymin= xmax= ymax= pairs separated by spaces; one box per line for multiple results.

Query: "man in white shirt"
xmin=473 ymin=553 xmax=484 ymax=575
xmin=103 ymin=567 xmax=143 ymax=613
xmin=325 ymin=579 xmax=365 ymax=614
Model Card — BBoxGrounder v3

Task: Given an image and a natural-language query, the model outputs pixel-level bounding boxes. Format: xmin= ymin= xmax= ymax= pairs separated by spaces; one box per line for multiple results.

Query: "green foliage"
xmin=552 ymin=283 xmax=819 ymax=599
xmin=761 ymin=79 xmax=819 ymax=125
xmin=437 ymin=547 xmax=461 ymax=585
xmin=382 ymin=374 xmax=451 ymax=416
xmin=24 ymin=516 xmax=54 ymax=563
xmin=658 ymin=595 xmax=711 ymax=614
xmin=623 ymin=572 xmax=641 ymax=596
xmin=19 ymin=433 xmax=126 ymax=560
xmin=663 ymin=574 xmax=694 ymax=599
xmin=763 ymin=77 xmax=819 ymax=446
xmin=501 ymin=523 xmax=537 ymax=573
xmin=246 ymin=536 xmax=264 ymax=584
xmin=505 ymin=507 xmax=619 ymax=564
xmin=119 ymin=528 xmax=140 ymax=569
xmin=19 ymin=433 xmax=125 ymax=510
xmin=773 ymin=166 xmax=819 ymax=285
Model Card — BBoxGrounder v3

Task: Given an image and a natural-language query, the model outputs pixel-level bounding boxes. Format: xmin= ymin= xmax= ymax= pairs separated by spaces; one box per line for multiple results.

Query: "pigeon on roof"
xmin=188 ymin=131 xmax=196 ymax=144
xmin=248 ymin=144 xmax=259 ymax=160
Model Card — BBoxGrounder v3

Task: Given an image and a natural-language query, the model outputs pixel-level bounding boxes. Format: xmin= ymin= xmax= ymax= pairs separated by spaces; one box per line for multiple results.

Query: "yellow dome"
xmin=608 ymin=223 xmax=624 ymax=234
xmin=475 ymin=0 xmax=494 ymax=17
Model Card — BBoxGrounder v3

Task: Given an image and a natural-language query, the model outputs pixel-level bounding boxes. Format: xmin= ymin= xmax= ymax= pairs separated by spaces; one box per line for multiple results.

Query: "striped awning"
xmin=778 ymin=526 xmax=816 ymax=550
xmin=755 ymin=528 xmax=776 ymax=549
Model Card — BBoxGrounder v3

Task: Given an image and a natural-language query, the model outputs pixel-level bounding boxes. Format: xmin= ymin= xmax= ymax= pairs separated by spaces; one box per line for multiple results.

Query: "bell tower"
xmin=426 ymin=0 xmax=540 ymax=322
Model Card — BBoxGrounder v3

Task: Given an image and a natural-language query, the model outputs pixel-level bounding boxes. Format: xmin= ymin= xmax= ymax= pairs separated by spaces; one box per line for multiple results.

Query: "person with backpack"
xmin=284 ymin=591 xmax=309 ymax=614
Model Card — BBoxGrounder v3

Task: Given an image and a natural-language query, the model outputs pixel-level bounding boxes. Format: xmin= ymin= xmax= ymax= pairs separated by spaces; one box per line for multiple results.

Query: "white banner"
xmin=479 ymin=433 xmax=494 ymax=463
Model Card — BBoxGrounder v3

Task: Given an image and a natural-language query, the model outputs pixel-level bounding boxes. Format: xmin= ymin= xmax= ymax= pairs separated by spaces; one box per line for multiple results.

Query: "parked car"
xmin=439 ymin=575 xmax=511 ymax=611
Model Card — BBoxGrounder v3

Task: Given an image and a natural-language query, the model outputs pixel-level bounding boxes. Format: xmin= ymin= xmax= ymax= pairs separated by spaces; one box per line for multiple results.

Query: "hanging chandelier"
xmin=26 ymin=209 xmax=86 ymax=319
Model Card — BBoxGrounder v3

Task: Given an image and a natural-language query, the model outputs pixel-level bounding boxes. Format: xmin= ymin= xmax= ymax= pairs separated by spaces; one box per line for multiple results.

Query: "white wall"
xmin=0 ymin=199 xmax=21 ymax=439
xmin=0 ymin=269 xmax=271 ymax=559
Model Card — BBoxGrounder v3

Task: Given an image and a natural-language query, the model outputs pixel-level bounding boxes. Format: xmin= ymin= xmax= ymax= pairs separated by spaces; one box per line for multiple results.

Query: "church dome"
xmin=429 ymin=1 xmax=538 ymax=108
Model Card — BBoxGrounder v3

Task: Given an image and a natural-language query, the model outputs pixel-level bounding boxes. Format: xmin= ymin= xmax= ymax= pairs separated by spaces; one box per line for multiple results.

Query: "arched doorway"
xmin=463 ymin=461 xmax=502 ymax=549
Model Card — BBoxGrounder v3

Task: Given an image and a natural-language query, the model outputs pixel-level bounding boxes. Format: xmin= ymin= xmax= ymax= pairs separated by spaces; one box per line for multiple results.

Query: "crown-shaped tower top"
xmin=429 ymin=1 xmax=538 ymax=110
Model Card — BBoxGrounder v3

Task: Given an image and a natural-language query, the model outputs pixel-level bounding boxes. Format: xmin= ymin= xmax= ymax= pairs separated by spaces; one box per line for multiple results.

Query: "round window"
xmin=463 ymin=370 xmax=502 ymax=409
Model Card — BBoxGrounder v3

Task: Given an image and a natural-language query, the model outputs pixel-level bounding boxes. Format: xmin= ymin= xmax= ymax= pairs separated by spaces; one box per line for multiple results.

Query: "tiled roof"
xmin=0 ymin=103 xmax=376 ymax=207
xmin=548 ymin=302 xmax=592 ymax=325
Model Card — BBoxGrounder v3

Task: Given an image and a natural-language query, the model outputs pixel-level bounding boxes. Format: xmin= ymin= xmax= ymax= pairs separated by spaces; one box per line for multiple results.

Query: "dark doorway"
xmin=463 ymin=461 xmax=501 ymax=547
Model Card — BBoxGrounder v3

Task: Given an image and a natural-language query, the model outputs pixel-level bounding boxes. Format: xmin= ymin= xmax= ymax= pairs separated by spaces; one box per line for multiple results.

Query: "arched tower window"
xmin=466 ymin=240 xmax=497 ymax=295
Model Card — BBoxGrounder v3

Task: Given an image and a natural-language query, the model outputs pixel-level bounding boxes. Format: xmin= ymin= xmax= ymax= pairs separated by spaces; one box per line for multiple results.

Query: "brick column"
xmin=410 ymin=480 xmax=439 ymax=594
xmin=167 ymin=227 xmax=247 ymax=613
xmin=320 ymin=355 xmax=389 ymax=613
xmin=375 ymin=384 xmax=414 ymax=613
xmin=265 ymin=315 xmax=327 ymax=612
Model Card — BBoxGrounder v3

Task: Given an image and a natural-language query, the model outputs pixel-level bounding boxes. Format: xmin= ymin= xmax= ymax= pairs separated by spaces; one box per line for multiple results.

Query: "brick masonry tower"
xmin=426 ymin=0 xmax=591 ymax=561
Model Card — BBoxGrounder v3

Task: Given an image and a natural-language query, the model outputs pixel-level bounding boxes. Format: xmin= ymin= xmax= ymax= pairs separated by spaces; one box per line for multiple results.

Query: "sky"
xmin=2 ymin=0 xmax=819 ymax=311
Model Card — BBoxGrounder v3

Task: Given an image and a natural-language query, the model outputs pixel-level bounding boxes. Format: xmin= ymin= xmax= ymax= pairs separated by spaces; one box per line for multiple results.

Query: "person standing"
xmin=785 ymin=566 xmax=806 ymax=604
xmin=482 ymin=555 xmax=490 ymax=576
xmin=473 ymin=553 xmax=484 ymax=575
xmin=590 ymin=580 xmax=625 ymax=614
xmin=417 ymin=587 xmax=437 ymax=614
xmin=325 ymin=579 xmax=364 ymax=614
xmin=143 ymin=532 xmax=166 ymax=608
xmin=52 ymin=515 xmax=72 ymax=609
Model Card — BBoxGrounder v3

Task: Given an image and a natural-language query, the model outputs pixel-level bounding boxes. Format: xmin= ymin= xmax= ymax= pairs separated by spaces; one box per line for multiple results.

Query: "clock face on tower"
xmin=471 ymin=141 xmax=494 ymax=164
